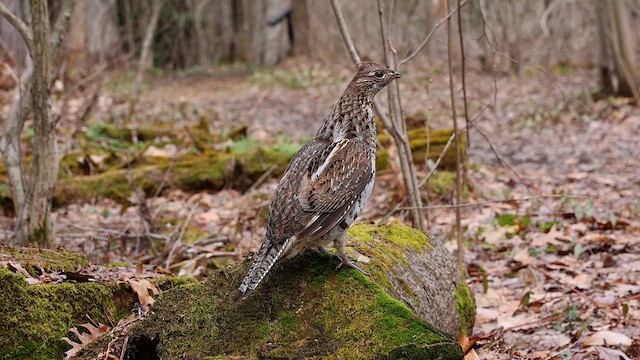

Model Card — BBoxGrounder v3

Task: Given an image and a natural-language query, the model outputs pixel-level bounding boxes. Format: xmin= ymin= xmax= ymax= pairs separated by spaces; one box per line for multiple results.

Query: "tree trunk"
xmin=187 ymin=0 xmax=210 ymax=67
xmin=22 ymin=0 xmax=55 ymax=246
xmin=594 ymin=0 xmax=614 ymax=95
xmin=609 ymin=0 xmax=640 ymax=100
xmin=136 ymin=0 xmax=163 ymax=81
xmin=65 ymin=0 xmax=86 ymax=75
xmin=291 ymin=0 xmax=311 ymax=57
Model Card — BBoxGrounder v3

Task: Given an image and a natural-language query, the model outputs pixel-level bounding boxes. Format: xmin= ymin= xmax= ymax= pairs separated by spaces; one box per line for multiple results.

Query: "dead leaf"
xmin=7 ymin=261 xmax=40 ymax=284
xmin=463 ymin=349 xmax=480 ymax=360
xmin=531 ymin=227 xmax=565 ymax=247
xmin=595 ymin=346 xmax=632 ymax=360
xmin=128 ymin=279 xmax=161 ymax=312
xmin=583 ymin=330 xmax=632 ymax=347
xmin=62 ymin=322 xmax=111 ymax=359
xmin=513 ymin=248 xmax=533 ymax=265
xmin=458 ymin=335 xmax=477 ymax=353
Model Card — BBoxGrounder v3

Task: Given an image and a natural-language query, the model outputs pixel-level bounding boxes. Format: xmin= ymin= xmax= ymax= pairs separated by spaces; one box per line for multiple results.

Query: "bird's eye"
xmin=374 ymin=71 xmax=384 ymax=78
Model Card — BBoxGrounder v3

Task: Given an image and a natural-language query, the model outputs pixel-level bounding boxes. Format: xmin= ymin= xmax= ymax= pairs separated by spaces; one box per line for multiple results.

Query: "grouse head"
xmin=347 ymin=61 xmax=401 ymax=97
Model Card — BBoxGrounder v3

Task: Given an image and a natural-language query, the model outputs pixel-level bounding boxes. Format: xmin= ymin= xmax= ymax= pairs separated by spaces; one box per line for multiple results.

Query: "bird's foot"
xmin=335 ymin=258 xmax=369 ymax=276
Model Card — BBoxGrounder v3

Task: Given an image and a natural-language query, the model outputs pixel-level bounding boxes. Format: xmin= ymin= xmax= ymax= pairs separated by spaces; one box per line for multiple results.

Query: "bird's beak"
xmin=391 ymin=71 xmax=401 ymax=79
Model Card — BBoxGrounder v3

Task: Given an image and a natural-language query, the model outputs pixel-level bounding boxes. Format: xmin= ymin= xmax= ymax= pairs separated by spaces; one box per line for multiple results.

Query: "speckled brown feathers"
xmin=233 ymin=62 xmax=400 ymax=302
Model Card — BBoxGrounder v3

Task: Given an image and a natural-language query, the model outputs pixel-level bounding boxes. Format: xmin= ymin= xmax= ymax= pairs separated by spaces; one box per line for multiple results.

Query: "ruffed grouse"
xmin=233 ymin=61 xmax=401 ymax=301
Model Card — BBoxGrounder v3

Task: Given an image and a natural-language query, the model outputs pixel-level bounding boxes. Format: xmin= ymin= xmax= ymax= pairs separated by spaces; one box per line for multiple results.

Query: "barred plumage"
xmin=232 ymin=62 xmax=401 ymax=302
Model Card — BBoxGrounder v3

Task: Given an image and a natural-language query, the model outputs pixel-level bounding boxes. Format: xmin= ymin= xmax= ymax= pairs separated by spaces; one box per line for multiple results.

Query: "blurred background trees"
xmin=1 ymin=0 xmax=639 ymax=247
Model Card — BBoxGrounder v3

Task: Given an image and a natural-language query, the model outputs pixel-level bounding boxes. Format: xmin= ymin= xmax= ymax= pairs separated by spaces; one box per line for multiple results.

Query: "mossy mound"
xmin=0 ymin=246 xmax=88 ymax=276
xmin=0 ymin=269 xmax=133 ymax=360
xmin=77 ymin=223 xmax=472 ymax=359
xmin=0 ymin=248 xmax=192 ymax=360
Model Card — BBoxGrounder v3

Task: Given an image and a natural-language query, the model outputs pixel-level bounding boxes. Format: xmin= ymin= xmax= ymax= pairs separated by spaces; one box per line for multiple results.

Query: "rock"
xmin=79 ymin=223 xmax=474 ymax=359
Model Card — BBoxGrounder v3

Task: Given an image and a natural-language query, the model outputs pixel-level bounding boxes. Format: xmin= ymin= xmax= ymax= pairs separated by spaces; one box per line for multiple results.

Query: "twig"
xmin=0 ymin=1 xmax=34 ymax=52
xmin=397 ymin=194 xmax=588 ymax=211
xmin=119 ymin=335 xmax=129 ymax=360
xmin=457 ymin=0 xmax=471 ymax=148
xmin=165 ymin=199 xmax=201 ymax=268
xmin=419 ymin=132 xmax=456 ymax=188
xmin=49 ymin=0 xmax=75 ymax=54
xmin=530 ymin=265 xmax=594 ymax=304
xmin=330 ymin=0 xmax=361 ymax=63
xmin=446 ymin=0 xmax=464 ymax=265
xmin=329 ymin=0 xmax=396 ymax=132
xmin=400 ymin=0 xmax=471 ymax=66
xmin=377 ymin=0 xmax=424 ymax=231
xmin=244 ymin=164 xmax=277 ymax=195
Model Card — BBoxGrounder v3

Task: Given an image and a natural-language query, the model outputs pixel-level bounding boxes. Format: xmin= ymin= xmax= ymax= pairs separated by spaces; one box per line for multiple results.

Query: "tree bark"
xmin=291 ymin=0 xmax=311 ymax=57
xmin=609 ymin=0 xmax=640 ymax=100
xmin=594 ymin=0 xmax=614 ymax=95
xmin=24 ymin=0 xmax=56 ymax=246
xmin=0 ymin=0 xmax=74 ymax=246
xmin=136 ymin=0 xmax=163 ymax=82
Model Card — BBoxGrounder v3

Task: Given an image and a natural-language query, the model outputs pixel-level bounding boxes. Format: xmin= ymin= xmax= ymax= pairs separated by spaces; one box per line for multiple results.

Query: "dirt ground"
xmin=3 ymin=60 xmax=639 ymax=359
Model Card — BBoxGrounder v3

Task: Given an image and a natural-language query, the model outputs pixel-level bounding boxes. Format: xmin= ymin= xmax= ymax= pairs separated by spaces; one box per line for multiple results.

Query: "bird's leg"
xmin=311 ymin=246 xmax=328 ymax=254
xmin=333 ymin=232 xmax=369 ymax=276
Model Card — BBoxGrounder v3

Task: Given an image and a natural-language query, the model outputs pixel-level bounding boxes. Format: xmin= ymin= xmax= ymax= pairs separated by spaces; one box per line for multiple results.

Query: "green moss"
xmin=345 ymin=223 xmax=432 ymax=298
xmin=349 ymin=222 xmax=432 ymax=259
xmin=428 ymin=171 xmax=456 ymax=195
xmin=377 ymin=127 xmax=466 ymax=171
xmin=454 ymin=280 xmax=476 ymax=336
xmin=0 ymin=269 xmax=135 ymax=360
xmin=0 ymin=246 xmax=88 ymax=276
xmin=85 ymin=252 xmax=462 ymax=359
xmin=53 ymin=144 xmax=301 ymax=207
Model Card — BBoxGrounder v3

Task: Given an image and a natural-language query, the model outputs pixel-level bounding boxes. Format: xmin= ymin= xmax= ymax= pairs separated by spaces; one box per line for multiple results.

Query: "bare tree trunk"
xmin=129 ymin=0 xmax=163 ymax=123
xmin=594 ymin=0 xmax=614 ymax=95
xmin=66 ymin=0 xmax=86 ymax=74
xmin=23 ymin=0 xmax=55 ymax=246
xmin=136 ymin=0 xmax=163 ymax=83
xmin=609 ymin=0 xmax=640 ymax=101
xmin=291 ymin=0 xmax=311 ymax=57
xmin=0 ymin=0 xmax=74 ymax=246
xmin=123 ymin=0 xmax=136 ymax=59
xmin=187 ymin=0 xmax=211 ymax=67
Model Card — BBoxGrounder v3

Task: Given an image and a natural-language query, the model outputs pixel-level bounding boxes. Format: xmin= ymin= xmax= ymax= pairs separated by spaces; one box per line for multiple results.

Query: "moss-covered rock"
xmin=349 ymin=223 xmax=475 ymax=337
xmin=76 ymin=223 xmax=473 ymax=359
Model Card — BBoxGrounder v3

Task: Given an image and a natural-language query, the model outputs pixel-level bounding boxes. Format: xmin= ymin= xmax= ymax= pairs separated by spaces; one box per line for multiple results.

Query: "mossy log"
xmin=377 ymin=128 xmax=465 ymax=171
xmin=0 ymin=124 xmax=463 ymax=208
xmin=75 ymin=223 xmax=474 ymax=359
xmin=50 ymin=129 xmax=461 ymax=207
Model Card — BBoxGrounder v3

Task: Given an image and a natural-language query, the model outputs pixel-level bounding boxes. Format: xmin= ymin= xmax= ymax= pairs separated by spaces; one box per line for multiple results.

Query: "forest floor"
xmin=1 ymin=59 xmax=639 ymax=359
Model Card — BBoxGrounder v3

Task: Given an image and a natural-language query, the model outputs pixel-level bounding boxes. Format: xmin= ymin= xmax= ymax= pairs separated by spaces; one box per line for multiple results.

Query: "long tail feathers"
xmin=232 ymin=238 xmax=289 ymax=302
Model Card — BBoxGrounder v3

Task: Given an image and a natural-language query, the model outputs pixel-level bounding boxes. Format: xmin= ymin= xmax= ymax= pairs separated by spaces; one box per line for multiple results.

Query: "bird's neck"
xmin=316 ymin=92 xmax=376 ymax=145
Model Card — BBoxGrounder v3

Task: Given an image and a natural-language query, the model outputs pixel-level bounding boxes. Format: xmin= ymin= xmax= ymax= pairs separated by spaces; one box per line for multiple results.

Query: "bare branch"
xmin=49 ymin=0 xmax=75 ymax=54
xmin=0 ymin=1 xmax=33 ymax=52
xmin=400 ymin=0 xmax=471 ymax=66
xmin=398 ymin=195 xmax=588 ymax=211
xmin=330 ymin=0 xmax=361 ymax=63
xmin=458 ymin=0 xmax=470 ymax=148
xmin=330 ymin=0 xmax=395 ymax=132
xmin=446 ymin=0 xmax=463 ymax=265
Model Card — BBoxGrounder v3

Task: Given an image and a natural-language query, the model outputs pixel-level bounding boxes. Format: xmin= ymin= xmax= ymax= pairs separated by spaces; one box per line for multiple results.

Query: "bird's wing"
xmin=296 ymin=138 xmax=373 ymax=240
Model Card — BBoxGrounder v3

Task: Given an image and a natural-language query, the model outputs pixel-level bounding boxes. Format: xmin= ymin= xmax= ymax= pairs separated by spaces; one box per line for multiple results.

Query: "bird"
xmin=233 ymin=61 xmax=401 ymax=302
